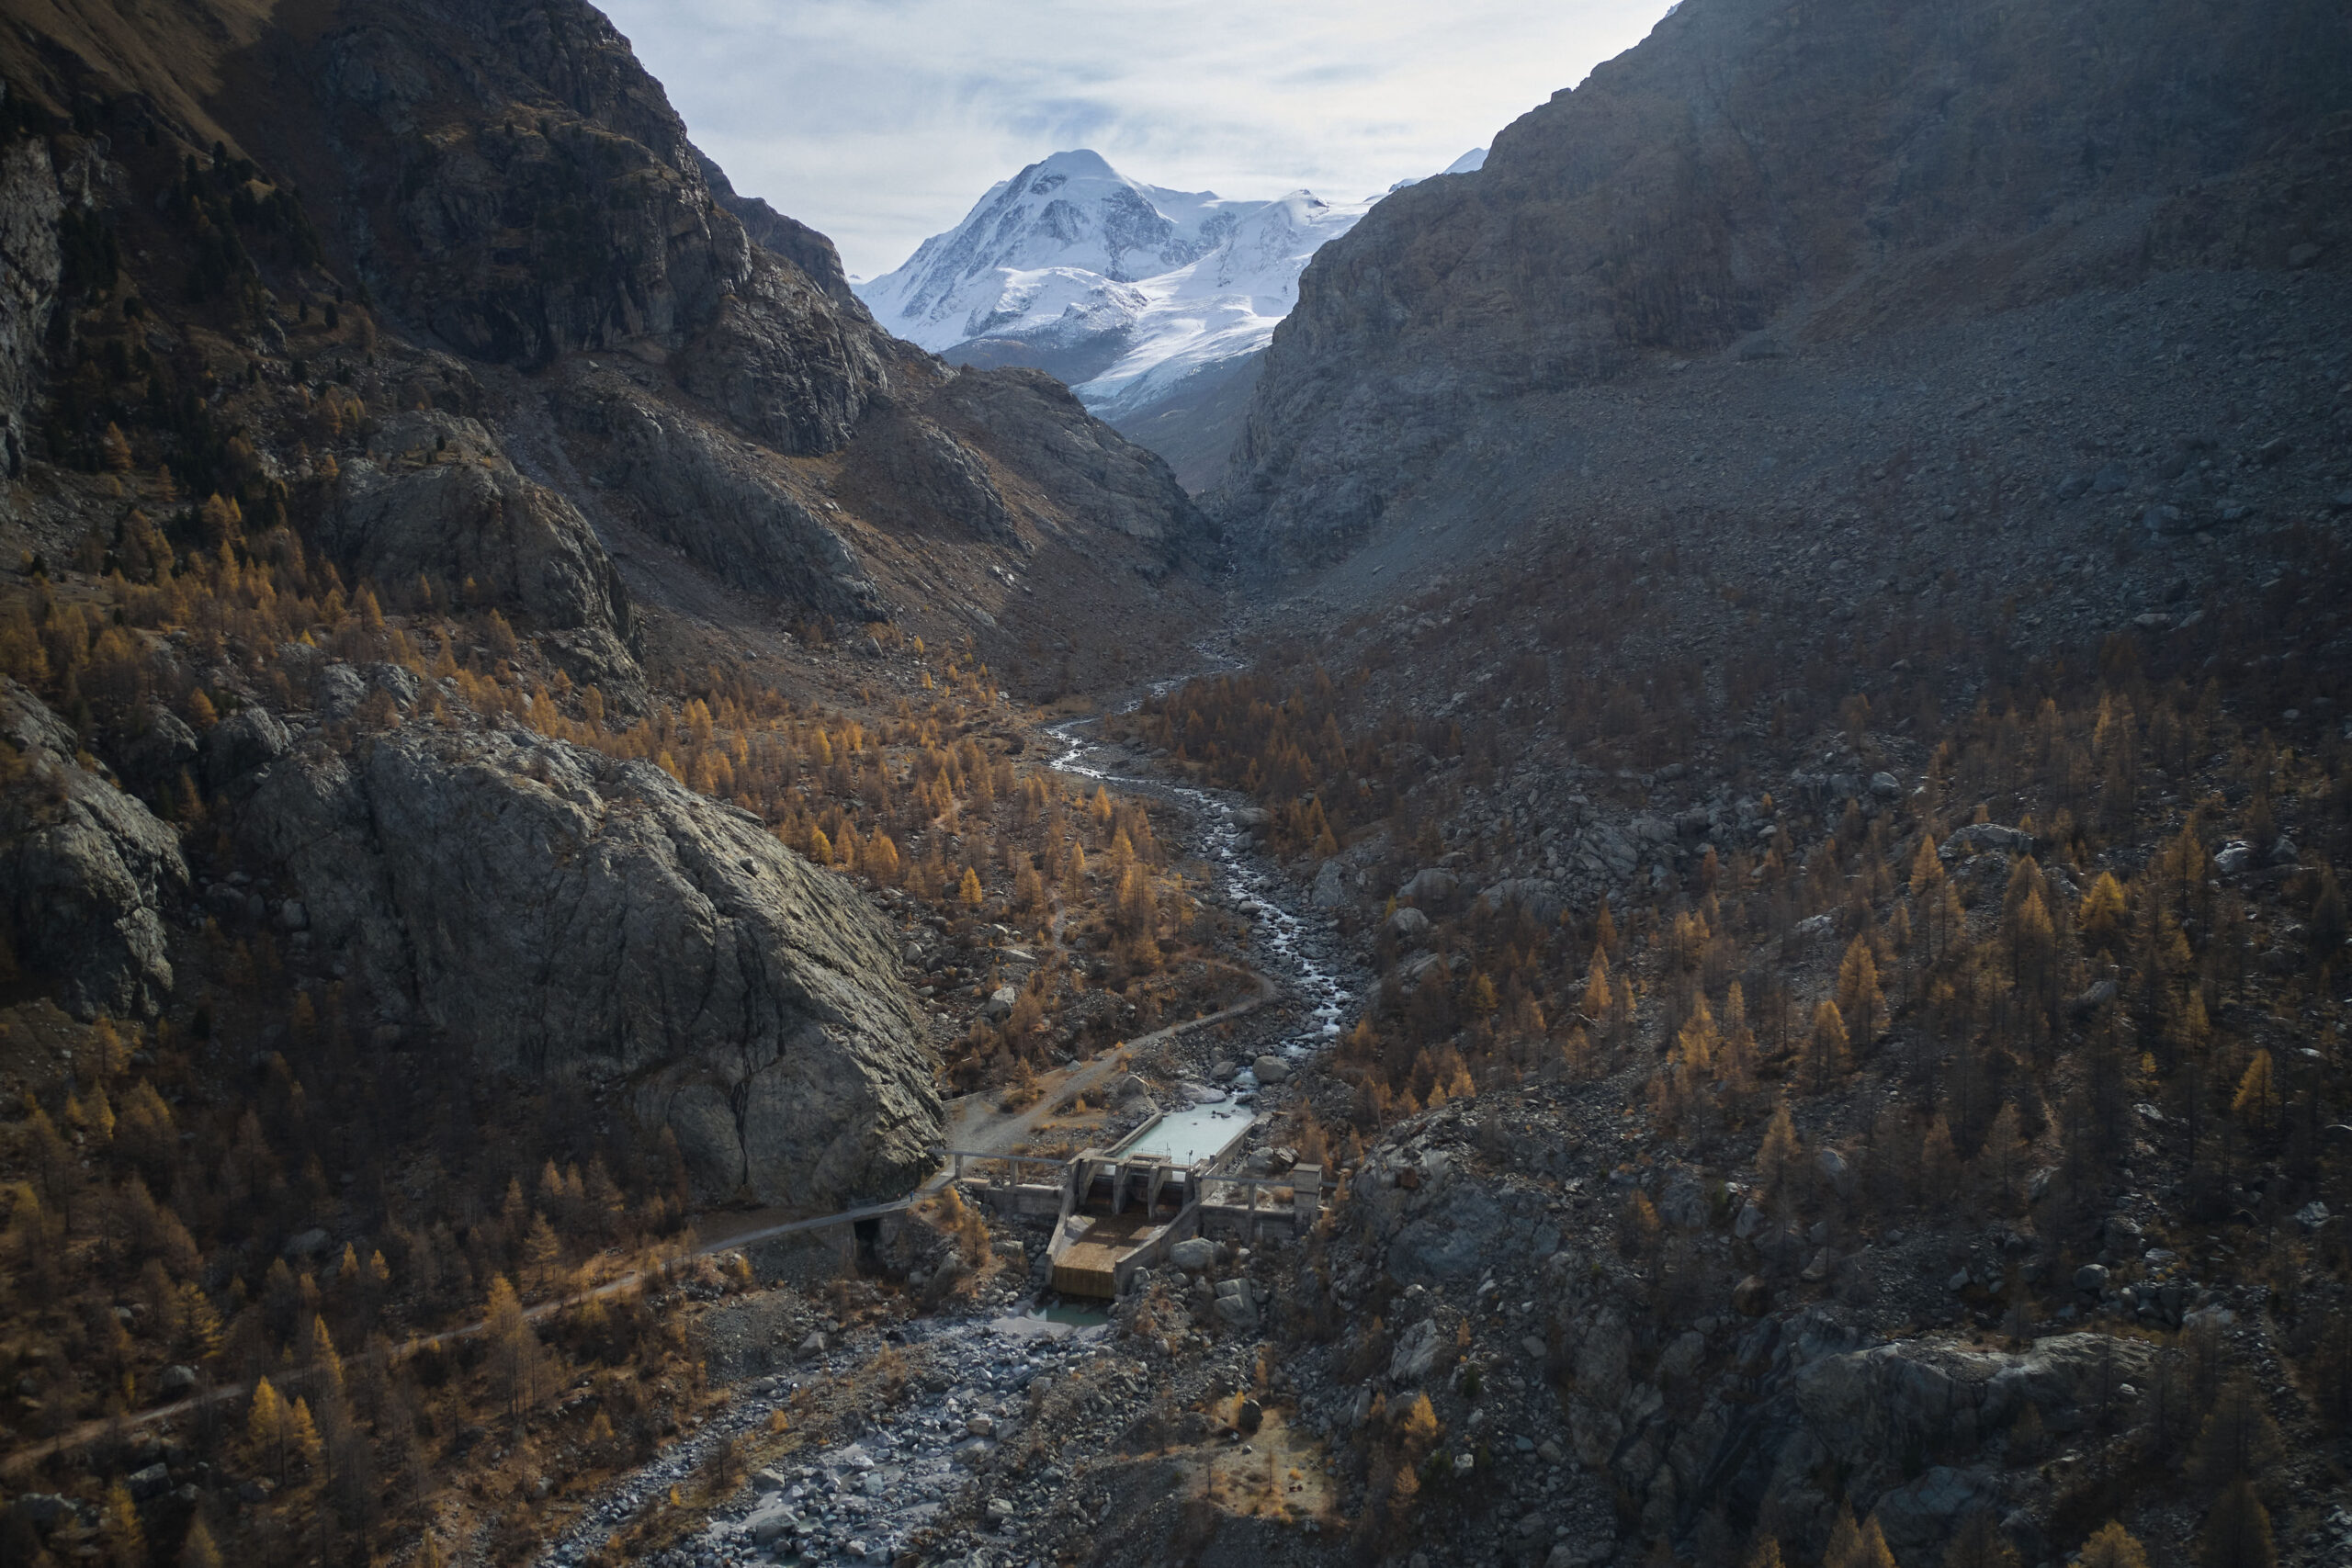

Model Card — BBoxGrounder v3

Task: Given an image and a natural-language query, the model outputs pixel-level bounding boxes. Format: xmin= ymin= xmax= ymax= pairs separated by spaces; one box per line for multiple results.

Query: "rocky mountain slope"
xmin=0 ymin=0 xmax=1219 ymax=1214
xmin=1 ymin=4 xmax=2347 ymax=1568
xmin=4 ymin=0 xmax=1215 ymax=654
xmin=1216 ymin=0 xmax=2352 ymax=563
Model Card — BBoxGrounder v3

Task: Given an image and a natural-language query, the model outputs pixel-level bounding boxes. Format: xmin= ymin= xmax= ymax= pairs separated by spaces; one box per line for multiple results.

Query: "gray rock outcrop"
xmin=324 ymin=411 xmax=639 ymax=654
xmin=922 ymin=367 xmax=1210 ymax=559
xmin=558 ymin=378 xmax=884 ymax=618
xmin=0 ymin=132 xmax=62 ymax=479
xmin=236 ymin=721 xmax=939 ymax=1205
xmin=0 ymin=678 xmax=187 ymax=1018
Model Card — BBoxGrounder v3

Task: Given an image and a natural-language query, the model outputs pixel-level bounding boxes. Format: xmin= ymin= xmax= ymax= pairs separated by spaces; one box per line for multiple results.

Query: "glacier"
xmin=854 ymin=146 xmax=1485 ymax=461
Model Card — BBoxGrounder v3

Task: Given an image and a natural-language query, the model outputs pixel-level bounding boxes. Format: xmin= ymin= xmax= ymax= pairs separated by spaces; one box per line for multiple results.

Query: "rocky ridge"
xmin=1217 ymin=0 xmax=2352 ymax=564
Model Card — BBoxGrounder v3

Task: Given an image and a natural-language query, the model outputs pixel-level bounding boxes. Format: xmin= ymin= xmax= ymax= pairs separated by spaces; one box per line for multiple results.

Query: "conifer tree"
xmin=523 ymin=1213 xmax=564 ymax=1295
xmin=2079 ymin=1522 xmax=2150 ymax=1568
xmin=1919 ymin=1115 xmax=1962 ymax=1206
xmin=101 ymin=1480 xmax=142 ymax=1568
xmin=247 ymin=1376 xmax=290 ymax=1476
xmin=288 ymin=1395 xmax=322 ymax=1471
xmin=1976 ymin=1102 xmax=2029 ymax=1213
xmin=1823 ymin=1508 xmax=1866 ymax=1568
xmin=180 ymin=1517 xmax=223 ymax=1568
xmin=1838 ymin=937 xmax=1884 ymax=1044
xmin=1757 ymin=1103 xmax=1801 ymax=1204
xmin=2080 ymin=872 xmax=2128 ymax=957
xmin=1804 ymin=999 xmax=1849 ymax=1093
xmin=2229 ymin=1051 xmax=2277 ymax=1139
xmin=2189 ymin=1378 xmax=2282 ymax=1487
xmin=2199 ymin=1479 xmax=2274 ymax=1568
xmin=1579 ymin=948 xmax=1613 ymax=1025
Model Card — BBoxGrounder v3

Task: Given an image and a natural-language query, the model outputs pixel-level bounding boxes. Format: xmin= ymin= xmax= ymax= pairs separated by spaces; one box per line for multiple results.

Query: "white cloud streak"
xmin=595 ymin=0 xmax=1671 ymax=278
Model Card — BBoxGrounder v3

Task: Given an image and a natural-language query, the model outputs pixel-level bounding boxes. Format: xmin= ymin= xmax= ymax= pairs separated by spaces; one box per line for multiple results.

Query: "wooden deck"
xmin=1049 ymin=1212 xmax=1161 ymax=1298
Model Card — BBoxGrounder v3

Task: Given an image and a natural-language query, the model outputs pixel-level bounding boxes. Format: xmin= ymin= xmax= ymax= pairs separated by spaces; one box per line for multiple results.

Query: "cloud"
xmin=597 ymin=0 xmax=1670 ymax=278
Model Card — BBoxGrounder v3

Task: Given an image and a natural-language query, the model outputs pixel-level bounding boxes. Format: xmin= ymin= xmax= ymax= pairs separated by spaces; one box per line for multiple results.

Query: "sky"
xmin=596 ymin=0 xmax=1674 ymax=281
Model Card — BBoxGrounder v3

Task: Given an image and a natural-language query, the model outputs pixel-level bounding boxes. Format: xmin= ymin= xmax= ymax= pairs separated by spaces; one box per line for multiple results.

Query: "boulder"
xmin=1387 ymin=1183 xmax=1506 ymax=1284
xmin=1939 ymin=822 xmax=2033 ymax=859
xmin=1732 ymin=1275 xmax=1771 ymax=1317
xmin=203 ymin=706 xmax=292 ymax=794
xmin=1397 ymin=866 xmax=1460 ymax=904
xmin=284 ymin=1227 xmax=333 ymax=1261
xmin=236 ymin=725 xmax=938 ymax=1206
xmin=1657 ymin=1178 xmax=1711 ymax=1230
xmin=1169 ymin=1237 xmax=1216 ymax=1271
xmin=313 ymin=664 xmax=368 ymax=717
xmin=0 ymin=677 xmax=188 ymax=1018
xmin=984 ymin=986 xmax=1018 ymax=1021
xmin=157 ymin=1364 xmax=198 ymax=1397
xmin=10 ymin=1494 xmax=73 ymax=1533
xmin=1388 ymin=1317 xmax=1445 ymax=1383
xmin=1385 ymin=906 xmax=1432 ymax=942
xmin=2066 ymin=978 xmax=2119 ymax=1017
xmin=1250 ymin=1053 xmax=1292 ymax=1084
xmin=1309 ymin=858 xmax=1349 ymax=909
xmin=1480 ymin=876 xmax=1567 ymax=924
xmin=111 ymin=707 xmax=199 ymax=798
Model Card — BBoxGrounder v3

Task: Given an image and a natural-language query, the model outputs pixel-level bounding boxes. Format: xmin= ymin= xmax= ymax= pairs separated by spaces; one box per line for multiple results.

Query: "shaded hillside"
xmin=1218 ymin=0 xmax=2352 ymax=558
xmin=1 ymin=0 xmax=1214 ymax=662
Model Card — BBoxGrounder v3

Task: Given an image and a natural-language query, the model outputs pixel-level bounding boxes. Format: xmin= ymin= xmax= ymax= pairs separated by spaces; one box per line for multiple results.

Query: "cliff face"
xmin=1217 ymin=0 xmax=2352 ymax=559
xmin=0 ymin=677 xmax=187 ymax=1021
xmin=237 ymin=723 xmax=938 ymax=1203
xmin=0 ymin=133 xmax=62 ymax=479
xmin=245 ymin=0 xmax=1214 ymax=599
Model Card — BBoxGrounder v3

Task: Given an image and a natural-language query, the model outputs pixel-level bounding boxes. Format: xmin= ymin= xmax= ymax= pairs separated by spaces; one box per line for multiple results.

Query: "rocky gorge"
xmin=0 ymin=0 xmax=2347 ymax=1566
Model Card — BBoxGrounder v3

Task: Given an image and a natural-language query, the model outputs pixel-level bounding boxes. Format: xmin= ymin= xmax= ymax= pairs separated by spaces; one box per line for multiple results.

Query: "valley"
xmin=0 ymin=1 xmax=2347 ymax=1567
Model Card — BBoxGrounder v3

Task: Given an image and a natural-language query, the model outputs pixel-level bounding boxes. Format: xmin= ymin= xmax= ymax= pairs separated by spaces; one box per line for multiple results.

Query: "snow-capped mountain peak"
xmin=857 ymin=149 xmax=1262 ymax=353
xmin=854 ymin=148 xmax=1491 ymax=486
